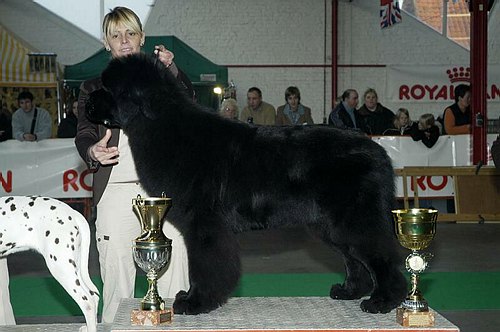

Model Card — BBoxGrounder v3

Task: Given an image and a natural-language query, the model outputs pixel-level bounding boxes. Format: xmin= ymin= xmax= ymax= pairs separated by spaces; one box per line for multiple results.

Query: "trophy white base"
xmin=130 ymin=308 xmax=173 ymax=326
xmin=396 ymin=307 xmax=435 ymax=327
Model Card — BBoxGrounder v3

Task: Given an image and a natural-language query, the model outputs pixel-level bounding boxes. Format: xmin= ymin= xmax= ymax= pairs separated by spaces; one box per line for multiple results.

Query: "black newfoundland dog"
xmin=87 ymin=53 xmax=407 ymax=315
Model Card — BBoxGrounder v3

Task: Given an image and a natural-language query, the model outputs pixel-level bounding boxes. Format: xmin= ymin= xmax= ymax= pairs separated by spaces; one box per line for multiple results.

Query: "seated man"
xmin=239 ymin=87 xmax=276 ymax=125
xmin=328 ymin=89 xmax=365 ymax=132
xmin=12 ymin=91 xmax=52 ymax=141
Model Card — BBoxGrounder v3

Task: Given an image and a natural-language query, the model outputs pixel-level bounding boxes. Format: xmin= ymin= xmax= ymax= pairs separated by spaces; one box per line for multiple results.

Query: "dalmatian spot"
xmin=5 ymin=242 xmax=15 ymax=249
xmin=55 ymin=238 xmax=60 ymax=244
xmin=71 ymin=245 xmax=75 ymax=251
xmin=0 ymin=241 xmax=2 ymax=245
xmin=29 ymin=201 xmax=34 ymax=207
xmin=71 ymin=238 xmax=75 ymax=243
xmin=4 ymin=197 xmax=14 ymax=204
xmin=50 ymin=206 xmax=56 ymax=210
xmin=53 ymin=255 xmax=58 ymax=261
xmin=68 ymin=216 xmax=72 ymax=221
xmin=28 ymin=227 xmax=33 ymax=231
xmin=24 ymin=212 xmax=29 ymax=219
xmin=0 ymin=233 xmax=3 ymax=238
xmin=90 ymin=290 xmax=98 ymax=296
xmin=58 ymin=219 xmax=64 ymax=225
xmin=82 ymin=295 xmax=88 ymax=301
xmin=69 ymin=259 xmax=77 ymax=268
xmin=1 ymin=211 xmax=5 ymax=215
xmin=46 ymin=230 xmax=50 ymax=237
xmin=9 ymin=204 xmax=16 ymax=212
xmin=42 ymin=197 xmax=49 ymax=201
xmin=76 ymin=279 xmax=80 ymax=286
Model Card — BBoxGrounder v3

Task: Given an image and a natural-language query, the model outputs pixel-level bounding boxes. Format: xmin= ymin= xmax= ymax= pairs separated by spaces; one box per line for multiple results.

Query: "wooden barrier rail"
xmin=395 ymin=166 xmax=500 ymax=223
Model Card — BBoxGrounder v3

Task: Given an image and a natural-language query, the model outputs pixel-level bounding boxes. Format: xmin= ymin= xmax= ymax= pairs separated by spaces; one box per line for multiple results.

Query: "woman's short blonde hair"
xmin=102 ymin=7 xmax=143 ymax=38
xmin=219 ymin=98 xmax=239 ymax=118
xmin=418 ymin=113 xmax=435 ymax=129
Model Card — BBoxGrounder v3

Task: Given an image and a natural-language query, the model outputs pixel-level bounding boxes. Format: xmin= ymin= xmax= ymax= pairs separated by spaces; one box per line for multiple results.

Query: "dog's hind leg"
xmin=173 ymin=215 xmax=241 ymax=315
xmin=310 ymin=225 xmax=374 ymax=300
xmin=43 ymin=217 xmax=99 ymax=332
xmin=329 ymin=245 xmax=374 ymax=300
xmin=357 ymin=245 xmax=407 ymax=314
xmin=44 ymin=257 xmax=98 ymax=332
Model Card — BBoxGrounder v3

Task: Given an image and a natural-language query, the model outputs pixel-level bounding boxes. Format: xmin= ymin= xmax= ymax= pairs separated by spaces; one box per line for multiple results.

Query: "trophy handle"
xmin=132 ymin=195 xmax=147 ymax=234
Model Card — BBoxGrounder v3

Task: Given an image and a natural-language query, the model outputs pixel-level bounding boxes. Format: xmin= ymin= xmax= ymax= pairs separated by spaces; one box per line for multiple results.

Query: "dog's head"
xmin=86 ymin=53 xmax=175 ymax=129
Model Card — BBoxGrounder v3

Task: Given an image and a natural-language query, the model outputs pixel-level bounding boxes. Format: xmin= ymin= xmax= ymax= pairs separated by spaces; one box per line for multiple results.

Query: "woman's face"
xmin=72 ymin=101 xmax=79 ymax=117
xmin=458 ymin=91 xmax=471 ymax=109
xmin=222 ymin=106 xmax=237 ymax=119
xmin=364 ymin=92 xmax=378 ymax=110
xmin=398 ymin=113 xmax=409 ymax=126
xmin=286 ymin=94 xmax=299 ymax=109
xmin=104 ymin=23 xmax=144 ymax=59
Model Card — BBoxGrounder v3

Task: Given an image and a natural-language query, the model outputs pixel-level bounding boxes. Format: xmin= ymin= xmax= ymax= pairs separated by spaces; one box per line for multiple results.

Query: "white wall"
xmin=146 ymin=0 xmax=500 ymax=123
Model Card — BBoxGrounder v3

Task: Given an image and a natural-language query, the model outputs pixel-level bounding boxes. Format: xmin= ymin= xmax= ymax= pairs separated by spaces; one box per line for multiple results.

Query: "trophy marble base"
xmin=130 ymin=308 xmax=173 ymax=326
xmin=396 ymin=307 xmax=435 ymax=327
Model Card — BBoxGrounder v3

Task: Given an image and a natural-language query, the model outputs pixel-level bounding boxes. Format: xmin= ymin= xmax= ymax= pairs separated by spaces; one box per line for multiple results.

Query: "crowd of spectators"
xmin=0 ymin=82 xmax=478 ymax=149
xmin=326 ymin=84 xmax=473 ymax=149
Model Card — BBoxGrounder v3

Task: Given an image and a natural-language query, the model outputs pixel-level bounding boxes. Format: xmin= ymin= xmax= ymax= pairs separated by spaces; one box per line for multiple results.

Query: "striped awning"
xmin=0 ymin=25 xmax=59 ymax=87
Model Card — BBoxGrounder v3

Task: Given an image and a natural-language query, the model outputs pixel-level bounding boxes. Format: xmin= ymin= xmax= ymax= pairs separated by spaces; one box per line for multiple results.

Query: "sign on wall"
xmin=387 ymin=64 xmax=500 ymax=104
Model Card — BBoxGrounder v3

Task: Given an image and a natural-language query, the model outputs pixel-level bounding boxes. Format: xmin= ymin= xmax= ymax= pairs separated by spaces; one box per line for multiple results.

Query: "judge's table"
xmin=110 ymin=297 xmax=459 ymax=332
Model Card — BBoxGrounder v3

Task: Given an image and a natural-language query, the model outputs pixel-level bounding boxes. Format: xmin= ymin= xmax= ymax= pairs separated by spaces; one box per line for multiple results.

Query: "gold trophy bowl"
xmin=131 ymin=194 xmax=173 ymax=325
xmin=392 ymin=208 xmax=438 ymax=327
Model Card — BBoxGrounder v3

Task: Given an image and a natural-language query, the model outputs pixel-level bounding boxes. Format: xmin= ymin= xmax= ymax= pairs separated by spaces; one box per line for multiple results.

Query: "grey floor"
xmin=7 ymin=221 xmax=500 ymax=332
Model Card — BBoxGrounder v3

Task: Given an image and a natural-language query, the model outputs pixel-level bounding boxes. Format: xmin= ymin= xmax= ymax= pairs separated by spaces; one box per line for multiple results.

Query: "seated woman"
xmin=57 ymin=99 xmax=78 ymax=138
xmin=357 ymin=88 xmax=395 ymax=135
xmin=276 ymin=86 xmax=314 ymax=125
xmin=219 ymin=98 xmax=239 ymax=120
xmin=441 ymin=84 xmax=471 ymax=135
xmin=384 ymin=108 xmax=417 ymax=135
xmin=411 ymin=113 xmax=440 ymax=148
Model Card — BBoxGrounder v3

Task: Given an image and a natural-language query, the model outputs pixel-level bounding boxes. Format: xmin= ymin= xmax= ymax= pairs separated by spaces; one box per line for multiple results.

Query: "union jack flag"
xmin=380 ymin=0 xmax=402 ymax=29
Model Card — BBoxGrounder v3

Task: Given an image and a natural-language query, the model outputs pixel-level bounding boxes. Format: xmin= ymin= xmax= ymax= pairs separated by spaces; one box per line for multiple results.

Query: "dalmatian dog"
xmin=0 ymin=196 xmax=99 ymax=332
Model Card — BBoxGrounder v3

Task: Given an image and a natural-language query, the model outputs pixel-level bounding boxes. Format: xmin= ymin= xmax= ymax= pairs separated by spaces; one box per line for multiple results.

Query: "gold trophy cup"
xmin=131 ymin=194 xmax=173 ymax=325
xmin=392 ymin=208 xmax=438 ymax=327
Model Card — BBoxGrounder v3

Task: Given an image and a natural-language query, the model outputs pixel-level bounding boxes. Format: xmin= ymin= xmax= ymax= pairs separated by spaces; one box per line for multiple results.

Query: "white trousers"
xmin=96 ymin=183 xmax=189 ymax=323
xmin=0 ymin=258 xmax=15 ymax=325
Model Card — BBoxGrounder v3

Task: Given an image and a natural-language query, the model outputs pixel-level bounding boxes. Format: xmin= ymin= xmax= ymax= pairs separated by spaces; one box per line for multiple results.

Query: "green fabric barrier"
xmin=10 ymin=272 xmax=500 ymax=317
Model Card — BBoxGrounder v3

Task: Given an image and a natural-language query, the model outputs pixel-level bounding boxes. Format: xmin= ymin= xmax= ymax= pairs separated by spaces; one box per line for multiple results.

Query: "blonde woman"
xmin=75 ymin=7 xmax=190 ymax=323
xmin=219 ymin=98 xmax=239 ymax=120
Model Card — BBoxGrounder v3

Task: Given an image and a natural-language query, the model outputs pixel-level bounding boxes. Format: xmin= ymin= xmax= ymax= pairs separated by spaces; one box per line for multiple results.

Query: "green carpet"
xmin=9 ymin=272 xmax=500 ymax=317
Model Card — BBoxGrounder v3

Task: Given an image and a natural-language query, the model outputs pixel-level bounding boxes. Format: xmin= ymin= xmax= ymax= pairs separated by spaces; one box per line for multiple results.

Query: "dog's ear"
xmin=86 ymin=88 xmax=120 ymax=127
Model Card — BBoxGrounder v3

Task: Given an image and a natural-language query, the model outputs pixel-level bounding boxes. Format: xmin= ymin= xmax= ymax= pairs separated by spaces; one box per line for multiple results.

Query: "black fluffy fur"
xmin=87 ymin=53 xmax=407 ymax=315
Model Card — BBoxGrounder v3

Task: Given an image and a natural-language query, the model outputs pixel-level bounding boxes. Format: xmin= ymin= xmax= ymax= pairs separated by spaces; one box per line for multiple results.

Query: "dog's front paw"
xmin=173 ymin=290 xmax=221 ymax=315
xmin=330 ymin=282 xmax=371 ymax=300
xmin=360 ymin=297 xmax=399 ymax=314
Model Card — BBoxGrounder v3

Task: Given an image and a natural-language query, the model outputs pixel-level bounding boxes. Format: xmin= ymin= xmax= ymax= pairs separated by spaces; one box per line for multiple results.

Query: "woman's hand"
xmin=154 ymin=45 xmax=174 ymax=67
xmin=89 ymin=129 xmax=119 ymax=165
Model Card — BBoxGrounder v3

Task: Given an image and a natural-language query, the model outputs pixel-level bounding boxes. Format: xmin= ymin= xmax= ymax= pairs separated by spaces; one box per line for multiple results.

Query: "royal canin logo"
xmin=446 ymin=67 xmax=471 ymax=83
xmin=399 ymin=67 xmax=499 ymax=101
